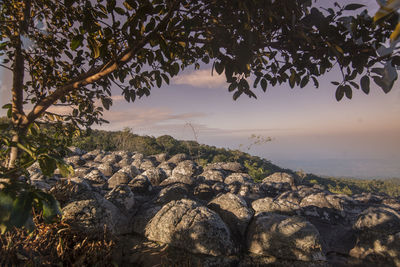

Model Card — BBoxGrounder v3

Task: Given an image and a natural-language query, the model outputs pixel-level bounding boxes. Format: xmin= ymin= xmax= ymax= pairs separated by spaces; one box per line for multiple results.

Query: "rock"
xmin=251 ymin=197 xmax=301 ymax=216
xmin=132 ymin=153 xmax=144 ymax=161
xmin=350 ymin=207 xmax=400 ymax=265
xmin=261 ymin=172 xmax=297 ymax=195
xmin=299 ymin=192 xmax=345 ymax=223
xmin=157 ymin=162 xmax=175 ymax=177
xmin=193 ymin=183 xmax=216 ymax=202
xmin=118 ymin=157 xmax=133 ymax=168
xmin=101 ymin=153 xmax=122 ymax=164
xmin=145 ymin=199 xmax=235 ymax=256
xmin=353 ymin=206 xmax=400 ymax=234
xmin=204 ymin=162 xmax=244 ymax=173
xmin=68 ymin=146 xmax=86 ymax=156
xmin=167 ymin=153 xmax=188 ymax=164
xmin=65 ymin=155 xmax=86 ymax=168
xmin=140 ymin=159 xmax=156 ymax=170
xmin=199 ymin=169 xmax=225 ymax=183
xmin=224 ymin=173 xmax=253 ymax=185
xmin=108 ymin=171 xmax=132 ymax=189
xmin=159 ymin=174 xmax=195 ymax=187
xmin=246 ymin=212 xmax=325 ymax=261
xmin=85 ymin=169 xmax=107 ymax=184
xmin=171 ymin=160 xmax=200 ymax=178
xmin=98 ymin=162 xmax=117 ymax=177
xmin=151 ymin=153 xmax=168 ymax=163
xmin=73 ymin=167 xmax=92 ymax=178
xmin=156 ymin=183 xmax=190 ymax=204
xmin=208 ymin=193 xmax=253 ymax=239
xmin=128 ymin=175 xmax=153 ymax=194
xmin=142 ymin=167 xmax=168 ymax=186
xmin=93 ymin=152 xmax=105 ymax=162
xmin=62 ymin=193 xmax=130 ymax=235
xmin=119 ymin=165 xmax=141 ymax=178
xmin=105 ymin=185 xmax=135 ymax=212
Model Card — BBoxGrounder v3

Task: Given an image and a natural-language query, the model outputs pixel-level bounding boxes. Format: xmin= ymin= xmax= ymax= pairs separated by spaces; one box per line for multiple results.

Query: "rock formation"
xmin=27 ymin=148 xmax=400 ymax=266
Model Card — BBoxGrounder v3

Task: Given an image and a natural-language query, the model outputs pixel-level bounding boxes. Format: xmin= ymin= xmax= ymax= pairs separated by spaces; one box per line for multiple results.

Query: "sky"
xmin=1 ymin=0 xmax=399 ymax=179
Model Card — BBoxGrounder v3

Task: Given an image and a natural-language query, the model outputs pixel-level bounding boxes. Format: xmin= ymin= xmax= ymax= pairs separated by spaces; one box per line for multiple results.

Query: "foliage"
xmin=303 ymin=174 xmax=400 ymax=197
xmin=0 ymin=217 xmax=115 ymax=266
xmin=0 ymin=180 xmax=61 ymax=234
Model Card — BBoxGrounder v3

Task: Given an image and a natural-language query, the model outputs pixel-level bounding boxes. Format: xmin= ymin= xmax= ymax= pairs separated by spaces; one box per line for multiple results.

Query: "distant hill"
xmin=72 ymin=128 xmax=400 ymax=197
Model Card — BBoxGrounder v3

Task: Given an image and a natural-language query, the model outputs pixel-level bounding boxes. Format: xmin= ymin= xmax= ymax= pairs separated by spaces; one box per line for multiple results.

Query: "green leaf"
xmin=344 ymin=85 xmax=352 ymax=99
xmin=38 ymin=155 xmax=57 ymax=177
xmin=228 ymin=82 xmax=237 ymax=92
xmin=9 ymin=192 xmax=33 ymax=228
xmin=145 ymin=18 xmax=155 ymax=32
xmin=56 ymin=161 xmax=74 ymax=177
xmin=233 ymin=90 xmax=242 ymax=101
xmin=360 ymin=75 xmax=370 ymax=94
xmin=343 ymin=4 xmax=365 ymax=10
xmin=34 ymin=191 xmax=62 ymax=223
xmin=289 ymin=70 xmax=296 ymax=88
xmin=71 ymin=35 xmax=82 ymax=50
xmin=215 ymin=61 xmax=224 ymax=75
xmin=88 ymin=38 xmax=100 ymax=59
xmin=260 ymin=78 xmax=268 ymax=92
xmin=300 ymin=76 xmax=309 ymax=88
xmin=335 ymin=86 xmax=345 ymax=101
xmin=155 ymin=74 xmax=162 ymax=88
xmin=161 ymin=73 xmax=169 ymax=85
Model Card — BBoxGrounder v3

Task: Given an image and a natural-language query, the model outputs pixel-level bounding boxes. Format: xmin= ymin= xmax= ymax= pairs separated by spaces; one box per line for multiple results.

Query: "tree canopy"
xmin=0 ymin=0 xmax=399 ymax=230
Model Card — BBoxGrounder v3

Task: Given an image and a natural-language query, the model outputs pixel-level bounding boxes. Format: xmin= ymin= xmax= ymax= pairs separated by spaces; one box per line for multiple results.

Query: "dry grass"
xmin=0 ymin=215 xmax=116 ymax=267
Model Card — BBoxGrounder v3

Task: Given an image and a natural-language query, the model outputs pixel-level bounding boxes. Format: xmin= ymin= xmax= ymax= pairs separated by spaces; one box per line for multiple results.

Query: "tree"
xmin=0 ymin=0 xmax=399 ymax=229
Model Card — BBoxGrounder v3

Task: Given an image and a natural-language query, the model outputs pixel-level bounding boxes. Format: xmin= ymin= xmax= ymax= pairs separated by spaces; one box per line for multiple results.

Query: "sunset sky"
xmin=1 ymin=0 xmax=399 ymax=178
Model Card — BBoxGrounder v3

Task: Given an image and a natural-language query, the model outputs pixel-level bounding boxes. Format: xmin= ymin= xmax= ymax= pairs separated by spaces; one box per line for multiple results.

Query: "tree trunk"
xmin=7 ymin=133 xmax=20 ymax=170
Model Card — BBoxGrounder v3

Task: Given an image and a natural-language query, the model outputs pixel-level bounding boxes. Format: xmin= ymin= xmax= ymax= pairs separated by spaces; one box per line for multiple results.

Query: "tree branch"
xmin=25 ymin=2 xmax=180 ymax=126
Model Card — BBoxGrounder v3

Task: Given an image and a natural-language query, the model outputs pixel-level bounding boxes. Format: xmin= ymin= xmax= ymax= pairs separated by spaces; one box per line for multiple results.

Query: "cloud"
xmin=97 ymin=107 xmax=206 ymax=131
xmin=172 ymin=69 xmax=227 ymax=88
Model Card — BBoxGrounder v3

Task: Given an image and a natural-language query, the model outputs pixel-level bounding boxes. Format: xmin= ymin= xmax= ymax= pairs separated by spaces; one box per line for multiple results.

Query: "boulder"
xmin=350 ymin=207 xmax=400 ymax=265
xmin=167 ymin=153 xmax=188 ymax=164
xmin=156 ymin=183 xmax=190 ymax=204
xmin=157 ymin=162 xmax=175 ymax=177
xmin=108 ymin=171 xmax=132 ymax=189
xmin=204 ymin=162 xmax=244 ymax=173
xmin=224 ymin=173 xmax=253 ymax=185
xmin=65 ymin=155 xmax=86 ymax=168
xmin=261 ymin=172 xmax=297 ymax=195
xmin=145 ymin=199 xmax=235 ymax=256
xmin=85 ymin=169 xmax=107 ymax=184
xmin=171 ymin=160 xmax=200 ymax=178
xmin=128 ymin=175 xmax=153 ymax=194
xmin=199 ymin=169 xmax=225 ymax=183
xmin=159 ymin=174 xmax=195 ymax=187
xmin=208 ymin=193 xmax=253 ymax=239
xmin=118 ymin=157 xmax=133 ymax=168
xmin=193 ymin=182 xmax=217 ymax=202
xmin=97 ymin=162 xmax=117 ymax=177
xmin=101 ymin=153 xmax=122 ymax=164
xmin=62 ymin=192 xmax=130 ymax=235
xmin=142 ymin=167 xmax=168 ymax=186
xmin=246 ymin=212 xmax=325 ymax=261
xmin=251 ymin=197 xmax=301 ymax=216
xmin=140 ymin=159 xmax=156 ymax=170
xmin=105 ymin=185 xmax=135 ymax=212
